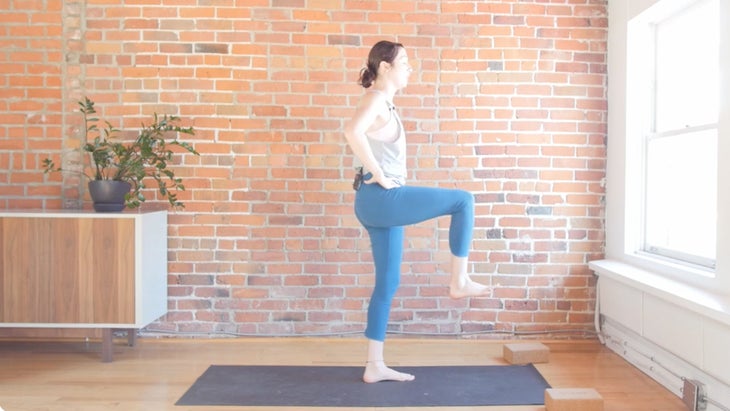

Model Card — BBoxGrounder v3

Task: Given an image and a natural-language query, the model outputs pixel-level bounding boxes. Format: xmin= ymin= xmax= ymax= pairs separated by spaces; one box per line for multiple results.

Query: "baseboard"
xmin=601 ymin=318 xmax=730 ymax=410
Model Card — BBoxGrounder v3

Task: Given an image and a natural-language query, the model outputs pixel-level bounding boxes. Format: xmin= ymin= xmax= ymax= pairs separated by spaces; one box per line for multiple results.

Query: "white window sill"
xmin=590 ymin=259 xmax=730 ymax=328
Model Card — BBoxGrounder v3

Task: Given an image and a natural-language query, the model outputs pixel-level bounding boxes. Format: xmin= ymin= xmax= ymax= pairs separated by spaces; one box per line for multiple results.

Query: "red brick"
xmin=1 ymin=0 xmax=608 ymax=337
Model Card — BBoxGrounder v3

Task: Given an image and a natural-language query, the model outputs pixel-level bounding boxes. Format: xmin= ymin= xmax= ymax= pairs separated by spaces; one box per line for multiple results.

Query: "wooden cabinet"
xmin=0 ymin=210 xmax=168 ymax=361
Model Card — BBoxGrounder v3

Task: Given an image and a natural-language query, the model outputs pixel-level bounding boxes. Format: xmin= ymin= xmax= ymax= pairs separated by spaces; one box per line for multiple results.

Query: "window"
xmin=643 ymin=0 xmax=719 ymax=269
xmin=644 ymin=128 xmax=716 ymax=267
xmin=623 ymin=0 xmax=719 ymax=274
xmin=606 ymin=0 xmax=730 ymax=293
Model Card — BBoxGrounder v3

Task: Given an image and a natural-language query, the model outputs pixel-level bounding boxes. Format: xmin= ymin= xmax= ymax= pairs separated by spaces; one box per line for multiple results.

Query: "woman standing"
xmin=344 ymin=40 xmax=491 ymax=383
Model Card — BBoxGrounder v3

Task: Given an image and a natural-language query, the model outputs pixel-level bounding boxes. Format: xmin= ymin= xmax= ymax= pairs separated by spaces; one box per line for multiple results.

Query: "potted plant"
xmin=43 ymin=97 xmax=199 ymax=211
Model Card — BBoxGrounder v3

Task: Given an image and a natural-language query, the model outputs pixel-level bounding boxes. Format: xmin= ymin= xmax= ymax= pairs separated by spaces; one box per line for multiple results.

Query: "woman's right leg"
xmin=364 ymin=225 xmax=403 ymax=342
xmin=361 ymin=224 xmax=414 ymax=383
xmin=355 ymin=183 xmax=489 ymax=383
xmin=364 ymin=339 xmax=415 ymax=383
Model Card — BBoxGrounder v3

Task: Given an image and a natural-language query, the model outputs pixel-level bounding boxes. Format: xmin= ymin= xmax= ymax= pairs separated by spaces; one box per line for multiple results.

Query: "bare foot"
xmin=363 ymin=361 xmax=415 ymax=383
xmin=449 ymin=278 xmax=491 ymax=299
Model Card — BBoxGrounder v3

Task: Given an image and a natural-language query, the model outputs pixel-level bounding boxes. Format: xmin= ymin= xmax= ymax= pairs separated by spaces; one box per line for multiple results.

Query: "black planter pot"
xmin=88 ymin=180 xmax=131 ymax=212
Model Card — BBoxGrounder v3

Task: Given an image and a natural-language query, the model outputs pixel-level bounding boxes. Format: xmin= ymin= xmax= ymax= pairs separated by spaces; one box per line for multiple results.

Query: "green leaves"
xmin=43 ymin=97 xmax=199 ymax=209
xmin=41 ymin=158 xmax=61 ymax=174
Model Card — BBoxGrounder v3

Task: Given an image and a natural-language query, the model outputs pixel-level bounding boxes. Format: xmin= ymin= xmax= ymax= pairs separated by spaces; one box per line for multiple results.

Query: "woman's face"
xmin=383 ymin=47 xmax=413 ymax=89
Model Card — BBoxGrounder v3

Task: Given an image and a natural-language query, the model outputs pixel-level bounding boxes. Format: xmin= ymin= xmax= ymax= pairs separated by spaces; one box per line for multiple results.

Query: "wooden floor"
xmin=0 ymin=336 xmax=686 ymax=411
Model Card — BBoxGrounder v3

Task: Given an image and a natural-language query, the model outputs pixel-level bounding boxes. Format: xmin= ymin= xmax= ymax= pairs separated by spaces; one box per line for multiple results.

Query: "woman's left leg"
xmin=356 ymin=184 xmax=490 ymax=383
xmin=357 ymin=184 xmax=490 ymax=299
xmin=356 ymin=184 xmax=475 ymax=256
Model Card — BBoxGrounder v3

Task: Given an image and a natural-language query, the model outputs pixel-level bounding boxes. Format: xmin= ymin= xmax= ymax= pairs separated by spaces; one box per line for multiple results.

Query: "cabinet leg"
xmin=101 ymin=328 xmax=113 ymax=363
xmin=127 ymin=328 xmax=137 ymax=347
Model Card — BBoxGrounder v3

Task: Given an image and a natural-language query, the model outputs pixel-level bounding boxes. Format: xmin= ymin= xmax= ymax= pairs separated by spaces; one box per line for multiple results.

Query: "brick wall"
xmin=1 ymin=0 xmax=607 ymax=338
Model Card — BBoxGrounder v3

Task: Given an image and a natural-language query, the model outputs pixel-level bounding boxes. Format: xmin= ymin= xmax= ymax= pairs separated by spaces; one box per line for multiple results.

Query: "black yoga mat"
xmin=176 ymin=364 xmax=550 ymax=407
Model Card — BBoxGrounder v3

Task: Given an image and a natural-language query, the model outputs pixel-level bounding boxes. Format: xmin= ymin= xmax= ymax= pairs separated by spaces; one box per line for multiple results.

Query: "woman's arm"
xmin=344 ymin=93 xmax=395 ymax=187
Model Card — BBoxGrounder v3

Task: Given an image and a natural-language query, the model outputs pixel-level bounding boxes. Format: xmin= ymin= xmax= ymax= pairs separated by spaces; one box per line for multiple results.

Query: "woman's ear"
xmin=378 ymin=60 xmax=391 ymax=73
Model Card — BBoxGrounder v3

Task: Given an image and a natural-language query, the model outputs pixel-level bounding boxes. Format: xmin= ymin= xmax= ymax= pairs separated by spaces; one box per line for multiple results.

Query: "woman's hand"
xmin=364 ymin=172 xmax=400 ymax=190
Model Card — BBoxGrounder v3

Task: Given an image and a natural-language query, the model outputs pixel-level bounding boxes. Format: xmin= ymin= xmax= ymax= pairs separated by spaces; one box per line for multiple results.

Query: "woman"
xmin=344 ymin=40 xmax=491 ymax=383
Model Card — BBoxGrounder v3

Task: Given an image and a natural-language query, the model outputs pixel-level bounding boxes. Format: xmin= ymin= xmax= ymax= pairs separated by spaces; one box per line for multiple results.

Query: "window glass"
xmin=654 ymin=0 xmax=718 ymax=132
xmin=645 ymin=129 xmax=717 ymax=264
xmin=644 ymin=0 xmax=718 ymax=267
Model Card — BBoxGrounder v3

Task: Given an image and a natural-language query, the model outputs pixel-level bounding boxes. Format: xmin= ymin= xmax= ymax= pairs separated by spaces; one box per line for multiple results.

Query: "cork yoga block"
xmin=502 ymin=342 xmax=550 ymax=364
xmin=545 ymin=388 xmax=604 ymax=411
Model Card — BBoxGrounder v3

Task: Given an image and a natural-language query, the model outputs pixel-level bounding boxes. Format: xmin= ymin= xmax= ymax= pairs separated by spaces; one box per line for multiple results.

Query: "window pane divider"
xmin=643 ymin=245 xmax=716 ymax=269
xmin=647 ymin=122 xmax=718 ymax=141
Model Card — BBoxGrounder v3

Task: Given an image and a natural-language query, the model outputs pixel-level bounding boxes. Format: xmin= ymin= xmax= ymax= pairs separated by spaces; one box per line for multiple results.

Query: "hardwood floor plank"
xmin=0 ymin=337 xmax=685 ymax=410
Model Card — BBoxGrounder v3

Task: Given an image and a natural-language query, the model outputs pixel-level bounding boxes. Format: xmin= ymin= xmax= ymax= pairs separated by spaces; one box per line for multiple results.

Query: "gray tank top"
xmin=355 ymin=96 xmax=407 ymax=185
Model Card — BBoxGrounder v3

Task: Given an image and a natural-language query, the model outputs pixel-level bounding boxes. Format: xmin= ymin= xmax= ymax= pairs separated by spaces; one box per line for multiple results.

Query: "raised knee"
xmin=457 ymin=189 xmax=474 ymax=209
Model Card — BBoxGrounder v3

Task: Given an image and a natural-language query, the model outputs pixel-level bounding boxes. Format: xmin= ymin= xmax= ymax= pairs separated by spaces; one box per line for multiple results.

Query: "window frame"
xmin=641 ymin=0 xmax=719 ymax=270
xmin=606 ymin=0 xmax=730 ymax=293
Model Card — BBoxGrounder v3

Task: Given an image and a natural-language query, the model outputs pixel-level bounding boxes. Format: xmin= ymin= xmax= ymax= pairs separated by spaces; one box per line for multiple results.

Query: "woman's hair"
xmin=358 ymin=40 xmax=404 ymax=88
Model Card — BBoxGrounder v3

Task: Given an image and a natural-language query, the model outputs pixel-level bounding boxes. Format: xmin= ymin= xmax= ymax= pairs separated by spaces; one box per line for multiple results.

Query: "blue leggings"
xmin=354 ymin=180 xmax=475 ymax=342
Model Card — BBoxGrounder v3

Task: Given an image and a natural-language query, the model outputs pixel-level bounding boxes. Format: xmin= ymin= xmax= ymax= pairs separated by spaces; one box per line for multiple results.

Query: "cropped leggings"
xmin=354 ymin=179 xmax=475 ymax=342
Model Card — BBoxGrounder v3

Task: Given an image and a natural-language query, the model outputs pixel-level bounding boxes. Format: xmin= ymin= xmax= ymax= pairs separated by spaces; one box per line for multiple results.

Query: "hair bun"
xmin=358 ymin=67 xmax=375 ymax=88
